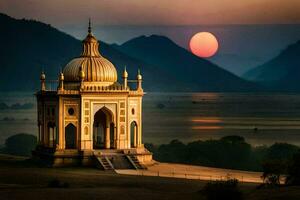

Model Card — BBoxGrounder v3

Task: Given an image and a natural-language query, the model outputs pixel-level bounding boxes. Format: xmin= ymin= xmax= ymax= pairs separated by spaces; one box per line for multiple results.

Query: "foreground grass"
xmin=0 ymin=154 xmax=299 ymax=200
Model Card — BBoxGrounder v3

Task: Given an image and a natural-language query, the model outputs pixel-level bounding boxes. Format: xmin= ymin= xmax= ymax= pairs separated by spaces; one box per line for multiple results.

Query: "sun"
xmin=189 ymin=32 xmax=219 ymax=58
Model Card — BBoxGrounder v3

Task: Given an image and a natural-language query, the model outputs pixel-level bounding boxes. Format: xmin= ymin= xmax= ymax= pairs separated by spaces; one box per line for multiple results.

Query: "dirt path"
xmin=116 ymin=162 xmax=263 ymax=183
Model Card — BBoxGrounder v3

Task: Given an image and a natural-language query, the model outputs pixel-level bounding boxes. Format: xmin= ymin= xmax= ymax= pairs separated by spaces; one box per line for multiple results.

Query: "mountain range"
xmin=0 ymin=13 xmax=259 ymax=92
xmin=243 ymin=40 xmax=300 ymax=91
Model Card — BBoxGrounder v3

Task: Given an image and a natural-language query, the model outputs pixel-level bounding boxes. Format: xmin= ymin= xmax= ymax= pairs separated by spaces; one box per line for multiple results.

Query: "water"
xmin=1 ymin=92 xmax=300 ymax=146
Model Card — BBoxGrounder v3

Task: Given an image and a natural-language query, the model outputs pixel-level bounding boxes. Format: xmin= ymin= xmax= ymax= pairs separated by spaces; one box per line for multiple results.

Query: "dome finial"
xmin=123 ymin=65 xmax=128 ymax=78
xmin=137 ymin=68 xmax=142 ymax=80
xmin=88 ymin=18 xmax=92 ymax=34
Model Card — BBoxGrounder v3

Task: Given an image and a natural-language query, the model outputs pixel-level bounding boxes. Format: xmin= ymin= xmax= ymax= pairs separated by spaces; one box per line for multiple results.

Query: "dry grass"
xmin=0 ymin=154 xmax=299 ymax=200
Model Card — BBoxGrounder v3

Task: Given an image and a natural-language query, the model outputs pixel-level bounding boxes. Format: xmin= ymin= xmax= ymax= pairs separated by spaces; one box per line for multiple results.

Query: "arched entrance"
xmin=130 ymin=121 xmax=138 ymax=148
xmin=93 ymin=107 xmax=114 ymax=149
xmin=65 ymin=123 xmax=76 ymax=149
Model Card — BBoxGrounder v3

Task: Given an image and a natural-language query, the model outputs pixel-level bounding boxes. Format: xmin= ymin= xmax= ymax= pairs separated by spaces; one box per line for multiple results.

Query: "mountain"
xmin=114 ymin=35 xmax=259 ymax=91
xmin=0 ymin=13 xmax=177 ymax=91
xmin=0 ymin=13 xmax=259 ymax=92
xmin=243 ymin=40 xmax=300 ymax=91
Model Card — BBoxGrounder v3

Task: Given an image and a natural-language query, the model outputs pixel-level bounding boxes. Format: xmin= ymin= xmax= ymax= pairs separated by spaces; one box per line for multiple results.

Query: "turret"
xmin=122 ymin=66 xmax=128 ymax=89
xmin=40 ymin=71 xmax=46 ymax=91
xmin=137 ymin=69 xmax=142 ymax=90
xmin=58 ymin=72 xmax=64 ymax=91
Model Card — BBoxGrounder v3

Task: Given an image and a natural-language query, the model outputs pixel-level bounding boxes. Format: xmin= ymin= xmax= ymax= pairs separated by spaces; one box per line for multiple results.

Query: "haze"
xmin=1 ymin=0 xmax=300 ymax=26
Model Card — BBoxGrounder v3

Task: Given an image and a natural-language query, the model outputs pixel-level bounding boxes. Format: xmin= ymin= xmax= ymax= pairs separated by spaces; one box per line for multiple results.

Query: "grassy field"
xmin=0 ymin=154 xmax=300 ymax=200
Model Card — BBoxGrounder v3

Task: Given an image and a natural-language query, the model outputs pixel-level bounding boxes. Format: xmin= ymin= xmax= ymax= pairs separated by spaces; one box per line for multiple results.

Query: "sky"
xmin=1 ymin=0 xmax=300 ymax=26
xmin=1 ymin=0 xmax=300 ymax=75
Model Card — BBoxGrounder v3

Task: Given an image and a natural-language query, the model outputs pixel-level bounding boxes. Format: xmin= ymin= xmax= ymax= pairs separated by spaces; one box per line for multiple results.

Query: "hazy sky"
xmin=1 ymin=0 xmax=300 ymax=75
xmin=1 ymin=0 xmax=300 ymax=26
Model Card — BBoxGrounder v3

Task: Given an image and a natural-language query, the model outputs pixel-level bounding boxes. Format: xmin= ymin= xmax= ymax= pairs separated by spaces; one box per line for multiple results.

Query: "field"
xmin=0 ymin=154 xmax=300 ymax=200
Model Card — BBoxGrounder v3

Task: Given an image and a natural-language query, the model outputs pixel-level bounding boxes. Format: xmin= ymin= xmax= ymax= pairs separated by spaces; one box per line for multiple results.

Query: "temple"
xmin=33 ymin=21 xmax=152 ymax=169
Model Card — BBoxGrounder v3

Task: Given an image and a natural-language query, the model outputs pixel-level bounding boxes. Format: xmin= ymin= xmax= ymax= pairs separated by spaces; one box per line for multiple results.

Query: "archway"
xmin=130 ymin=121 xmax=138 ymax=148
xmin=93 ymin=107 xmax=114 ymax=149
xmin=65 ymin=123 xmax=76 ymax=149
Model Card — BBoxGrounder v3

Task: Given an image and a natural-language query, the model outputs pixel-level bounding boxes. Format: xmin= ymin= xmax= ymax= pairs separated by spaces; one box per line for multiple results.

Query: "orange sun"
xmin=189 ymin=32 xmax=219 ymax=58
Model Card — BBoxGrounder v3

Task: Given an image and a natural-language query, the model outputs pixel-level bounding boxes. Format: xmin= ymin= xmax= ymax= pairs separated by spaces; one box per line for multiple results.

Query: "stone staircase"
xmin=94 ymin=156 xmax=114 ymax=170
xmin=126 ymin=155 xmax=146 ymax=170
xmin=93 ymin=150 xmax=147 ymax=170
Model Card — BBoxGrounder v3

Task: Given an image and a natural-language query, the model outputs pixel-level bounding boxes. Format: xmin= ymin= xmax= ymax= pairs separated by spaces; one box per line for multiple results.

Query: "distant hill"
xmin=114 ymin=35 xmax=259 ymax=91
xmin=243 ymin=40 xmax=300 ymax=91
xmin=0 ymin=13 xmax=259 ymax=92
xmin=0 ymin=13 xmax=178 ymax=91
xmin=0 ymin=13 xmax=80 ymax=91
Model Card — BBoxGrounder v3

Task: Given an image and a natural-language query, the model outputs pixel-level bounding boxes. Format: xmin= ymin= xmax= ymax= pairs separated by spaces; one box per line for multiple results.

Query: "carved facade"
xmin=34 ymin=21 xmax=152 ymax=168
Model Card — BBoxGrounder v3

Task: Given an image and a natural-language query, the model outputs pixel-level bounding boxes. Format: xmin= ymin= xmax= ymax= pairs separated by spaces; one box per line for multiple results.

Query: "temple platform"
xmin=32 ymin=146 xmax=153 ymax=170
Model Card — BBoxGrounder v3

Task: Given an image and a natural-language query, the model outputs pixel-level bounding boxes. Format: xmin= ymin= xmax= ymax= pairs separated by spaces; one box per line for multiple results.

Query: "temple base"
xmin=32 ymin=146 xmax=153 ymax=169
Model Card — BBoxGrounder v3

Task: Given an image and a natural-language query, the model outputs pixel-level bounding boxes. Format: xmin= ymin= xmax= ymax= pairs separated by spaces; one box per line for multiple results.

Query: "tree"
xmin=156 ymin=140 xmax=186 ymax=162
xmin=266 ymin=143 xmax=299 ymax=162
xmin=4 ymin=133 xmax=37 ymax=156
xmin=286 ymin=151 xmax=300 ymax=185
xmin=261 ymin=160 xmax=286 ymax=186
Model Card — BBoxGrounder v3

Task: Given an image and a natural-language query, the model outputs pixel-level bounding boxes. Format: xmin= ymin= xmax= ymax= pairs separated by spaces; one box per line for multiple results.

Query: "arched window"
xmin=130 ymin=121 xmax=138 ymax=148
xmin=65 ymin=123 xmax=76 ymax=149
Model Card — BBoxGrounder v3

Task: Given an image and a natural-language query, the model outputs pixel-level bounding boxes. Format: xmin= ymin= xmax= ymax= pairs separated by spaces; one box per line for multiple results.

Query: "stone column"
xmin=41 ymin=123 xmax=44 ymax=146
xmin=134 ymin=125 xmax=137 ymax=148
xmin=52 ymin=127 xmax=55 ymax=148
xmin=114 ymin=126 xmax=117 ymax=149
xmin=58 ymin=98 xmax=64 ymax=149
xmin=136 ymin=127 xmax=141 ymax=147
xmin=105 ymin=125 xmax=110 ymax=149
xmin=38 ymin=125 xmax=40 ymax=143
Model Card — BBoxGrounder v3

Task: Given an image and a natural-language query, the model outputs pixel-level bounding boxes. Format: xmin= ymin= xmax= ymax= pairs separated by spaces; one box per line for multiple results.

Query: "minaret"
xmin=40 ymin=71 xmax=46 ymax=91
xmin=58 ymin=71 xmax=64 ymax=91
xmin=122 ymin=66 xmax=128 ymax=89
xmin=137 ymin=69 xmax=142 ymax=90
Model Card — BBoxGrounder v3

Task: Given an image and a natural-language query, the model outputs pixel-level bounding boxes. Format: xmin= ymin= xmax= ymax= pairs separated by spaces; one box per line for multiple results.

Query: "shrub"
xmin=4 ymin=133 xmax=37 ymax=156
xmin=201 ymin=179 xmax=243 ymax=200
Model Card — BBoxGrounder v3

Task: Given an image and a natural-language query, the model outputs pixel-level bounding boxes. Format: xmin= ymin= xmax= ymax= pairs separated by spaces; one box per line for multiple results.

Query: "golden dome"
xmin=63 ymin=21 xmax=117 ymax=85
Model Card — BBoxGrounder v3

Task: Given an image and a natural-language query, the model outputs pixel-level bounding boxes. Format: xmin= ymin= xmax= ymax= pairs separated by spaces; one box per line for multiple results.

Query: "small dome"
xmin=63 ymin=21 xmax=117 ymax=85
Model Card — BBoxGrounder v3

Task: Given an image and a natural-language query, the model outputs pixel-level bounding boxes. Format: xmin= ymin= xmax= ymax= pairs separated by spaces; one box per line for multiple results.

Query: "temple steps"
xmin=126 ymin=155 xmax=146 ymax=170
xmin=95 ymin=156 xmax=114 ymax=170
xmin=94 ymin=154 xmax=146 ymax=170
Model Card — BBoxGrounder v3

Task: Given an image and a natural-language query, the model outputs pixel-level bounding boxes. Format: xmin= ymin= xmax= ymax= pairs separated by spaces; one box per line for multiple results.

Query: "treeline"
xmin=145 ymin=136 xmax=300 ymax=172
xmin=0 ymin=133 xmax=37 ymax=156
